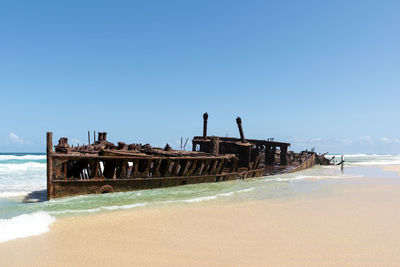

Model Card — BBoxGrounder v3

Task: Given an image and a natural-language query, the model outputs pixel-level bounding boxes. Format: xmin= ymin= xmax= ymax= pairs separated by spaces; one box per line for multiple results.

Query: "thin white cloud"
xmin=340 ymin=138 xmax=353 ymax=146
xmin=288 ymin=137 xmax=322 ymax=143
xmin=380 ymin=137 xmax=400 ymax=144
xmin=309 ymin=138 xmax=322 ymax=143
xmin=359 ymin=136 xmax=373 ymax=145
xmin=288 ymin=137 xmax=304 ymax=143
xmin=8 ymin=133 xmax=24 ymax=144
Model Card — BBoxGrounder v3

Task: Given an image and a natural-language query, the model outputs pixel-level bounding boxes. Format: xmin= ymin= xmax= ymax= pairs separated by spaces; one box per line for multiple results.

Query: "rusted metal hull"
xmin=46 ymin=113 xmax=327 ymax=199
xmin=48 ymin=154 xmax=316 ymax=199
xmin=287 ymin=153 xmax=316 ymax=173
xmin=51 ymin=171 xmax=260 ymax=198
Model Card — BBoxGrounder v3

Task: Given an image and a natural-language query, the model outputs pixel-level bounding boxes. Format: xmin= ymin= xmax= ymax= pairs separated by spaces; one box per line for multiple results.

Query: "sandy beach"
xmin=1 ymin=166 xmax=400 ymax=267
xmin=2 ymin=1 xmax=399 ymax=265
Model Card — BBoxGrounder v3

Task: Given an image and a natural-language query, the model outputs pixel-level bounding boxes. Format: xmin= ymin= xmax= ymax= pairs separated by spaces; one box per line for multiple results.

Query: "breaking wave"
xmin=0 ymin=155 xmax=46 ymax=161
xmin=0 ymin=191 xmax=32 ymax=198
xmin=0 ymin=212 xmax=56 ymax=243
xmin=327 ymin=154 xmax=400 ymax=166
xmin=0 ymin=162 xmax=45 ymax=172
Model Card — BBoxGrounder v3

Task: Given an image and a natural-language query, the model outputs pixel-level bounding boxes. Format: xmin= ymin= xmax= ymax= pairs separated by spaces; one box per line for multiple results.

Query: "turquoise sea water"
xmin=0 ymin=153 xmax=399 ymax=243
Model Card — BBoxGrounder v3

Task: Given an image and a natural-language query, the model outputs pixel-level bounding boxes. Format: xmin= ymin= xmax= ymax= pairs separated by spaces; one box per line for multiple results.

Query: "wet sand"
xmin=382 ymin=165 xmax=400 ymax=176
xmin=1 ymin=168 xmax=400 ymax=266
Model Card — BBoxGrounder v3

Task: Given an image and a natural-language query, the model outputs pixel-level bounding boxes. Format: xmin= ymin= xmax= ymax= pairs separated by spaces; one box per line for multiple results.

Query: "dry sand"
xmin=1 ymin=169 xmax=400 ymax=266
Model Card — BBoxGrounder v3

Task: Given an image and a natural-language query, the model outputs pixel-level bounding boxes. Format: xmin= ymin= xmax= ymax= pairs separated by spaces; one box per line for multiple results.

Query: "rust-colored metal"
xmin=236 ymin=117 xmax=245 ymax=143
xmin=203 ymin=112 xmax=208 ymax=139
xmin=46 ymin=113 xmax=332 ymax=200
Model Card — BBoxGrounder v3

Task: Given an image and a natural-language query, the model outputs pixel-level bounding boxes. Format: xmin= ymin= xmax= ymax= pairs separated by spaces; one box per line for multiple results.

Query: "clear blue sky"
xmin=1 ymin=0 xmax=399 ymax=154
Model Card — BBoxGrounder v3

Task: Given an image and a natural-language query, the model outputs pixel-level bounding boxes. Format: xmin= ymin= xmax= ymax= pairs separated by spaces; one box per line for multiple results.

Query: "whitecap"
xmin=0 ymin=191 xmax=31 ymax=198
xmin=0 ymin=155 xmax=46 ymax=161
xmin=0 ymin=212 xmax=56 ymax=243
xmin=0 ymin=162 xmax=45 ymax=172
xmin=347 ymin=160 xmax=400 ymax=166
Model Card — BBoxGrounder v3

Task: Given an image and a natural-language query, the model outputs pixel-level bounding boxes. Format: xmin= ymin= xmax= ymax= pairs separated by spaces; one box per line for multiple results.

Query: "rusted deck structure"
xmin=46 ymin=113 xmax=329 ymax=200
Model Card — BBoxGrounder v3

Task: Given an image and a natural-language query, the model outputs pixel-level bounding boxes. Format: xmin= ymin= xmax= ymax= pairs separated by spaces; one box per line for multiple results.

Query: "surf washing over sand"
xmin=0 ymin=153 xmax=399 ymax=244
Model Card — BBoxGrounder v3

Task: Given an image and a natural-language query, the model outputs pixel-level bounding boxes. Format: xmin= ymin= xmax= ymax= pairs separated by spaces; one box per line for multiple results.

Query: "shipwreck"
xmin=46 ymin=113 xmax=331 ymax=200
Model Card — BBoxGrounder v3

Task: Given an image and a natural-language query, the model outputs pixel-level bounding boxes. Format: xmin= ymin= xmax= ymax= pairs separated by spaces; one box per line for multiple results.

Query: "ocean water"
xmin=0 ymin=153 xmax=399 ymax=243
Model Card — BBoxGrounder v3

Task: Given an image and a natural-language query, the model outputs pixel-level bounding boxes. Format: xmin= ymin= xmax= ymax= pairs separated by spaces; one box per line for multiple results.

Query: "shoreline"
xmin=1 ymin=166 xmax=400 ymax=266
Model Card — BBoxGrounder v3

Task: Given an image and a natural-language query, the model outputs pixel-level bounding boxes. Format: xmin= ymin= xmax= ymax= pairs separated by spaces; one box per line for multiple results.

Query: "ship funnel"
xmin=203 ymin=112 xmax=208 ymax=139
xmin=98 ymin=132 xmax=107 ymax=142
xmin=236 ymin=117 xmax=245 ymax=142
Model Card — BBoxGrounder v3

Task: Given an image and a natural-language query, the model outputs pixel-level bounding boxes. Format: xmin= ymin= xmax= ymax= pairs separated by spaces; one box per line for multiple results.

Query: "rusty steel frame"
xmin=46 ymin=113 xmax=328 ymax=200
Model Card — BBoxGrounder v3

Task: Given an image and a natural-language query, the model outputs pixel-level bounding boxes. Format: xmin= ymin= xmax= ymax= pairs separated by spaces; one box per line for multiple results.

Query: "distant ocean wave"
xmin=328 ymin=154 xmax=397 ymax=158
xmin=0 ymin=155 xmax=46 ymax=161
xmin=0 ymin=191 xmax=33 ymax=198
xmin=347 ymin=160 xmax=400 ymax=166
xmin=327 ymin=154 xmax=400 ymax=166
xmin=0 ymin=162 xmax=45 ymax=172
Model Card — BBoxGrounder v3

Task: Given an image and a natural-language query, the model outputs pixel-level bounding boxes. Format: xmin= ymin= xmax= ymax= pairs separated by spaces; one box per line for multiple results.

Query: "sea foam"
xmin=49 ymin=203 xmax=148 ymax=215
xmin=273 ymin=174 xmax=364 ymax=182
xmin=0 ymin=211 xmax=56 ymax=243
xmin=0 ymin=162 xmax=45 ymax=172
xmin=327 ymin=154 xmax=400 ymax=166
xmin=0 ymin=191 xmax=32 ymax=198
xmin=0 ymin=155 xmax=46 ymax=161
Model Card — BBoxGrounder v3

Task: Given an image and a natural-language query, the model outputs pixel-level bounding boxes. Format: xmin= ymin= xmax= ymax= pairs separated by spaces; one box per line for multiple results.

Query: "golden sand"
xmin=1 ymin=171 xmax=400 ymax=266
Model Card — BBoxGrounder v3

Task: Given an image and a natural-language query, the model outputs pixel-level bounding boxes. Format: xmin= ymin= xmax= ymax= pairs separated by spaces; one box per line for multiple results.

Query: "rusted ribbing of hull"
xmin=252 ymin=156 xmax=260 ymax=170
xmin=194 ymin=160 xmax=204 ymax=176
xmin=132 ymin=159 xmax=139 ymax=178
xmin=162 ymin=159 xmax=172 ymax=177
xmin=173 ymin=159 xmax=180 ymax=176
xmin=185 ymin=159 xmax=197 ymax=176
xmin=143 ymin=159 xmax=151 ymax=177
xmin=216 ymin=159 xmax=226 ymax=174
xmin=229 ymin=158 xmax=238 ymax=172
xmin=209 ymin=159 xmax=219 ymax=175
xmin=287 ymin=154 xmax=316 ymax=173
xmin=51 ymin=155 xmax=237 ymax=182
xmin=52 ymin=154 xmax=233 ymax=160
xmin=153 ymin=159 xmax=162 ymax=177
xmin=178 ymin=159 xmax=189 ymax=176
